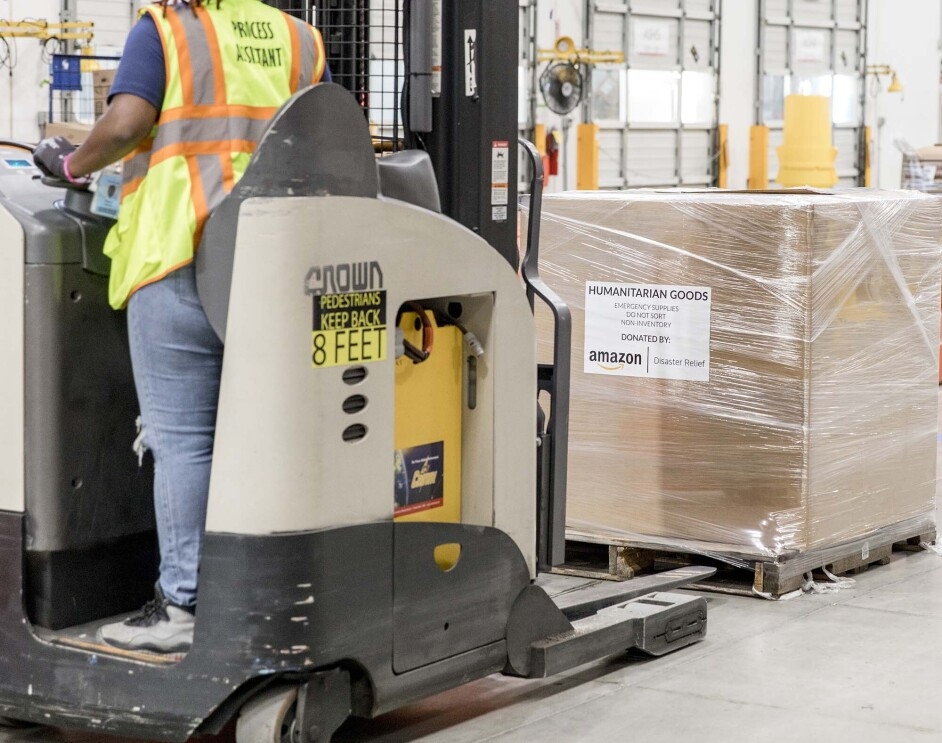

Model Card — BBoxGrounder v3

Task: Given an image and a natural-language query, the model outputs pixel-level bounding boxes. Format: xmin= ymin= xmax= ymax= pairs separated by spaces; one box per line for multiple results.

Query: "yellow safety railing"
xmin=0 ymin=19 xmax=94 ymax=42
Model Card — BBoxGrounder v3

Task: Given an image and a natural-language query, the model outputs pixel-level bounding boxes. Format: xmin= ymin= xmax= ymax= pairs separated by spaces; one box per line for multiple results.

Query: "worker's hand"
xmin=33 ymin=136 xmax=78 ymax=181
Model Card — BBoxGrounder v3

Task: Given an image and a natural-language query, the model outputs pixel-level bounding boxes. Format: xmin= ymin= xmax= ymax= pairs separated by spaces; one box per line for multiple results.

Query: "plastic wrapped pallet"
xmin=534 ymin=189 xmax=942 ymax=561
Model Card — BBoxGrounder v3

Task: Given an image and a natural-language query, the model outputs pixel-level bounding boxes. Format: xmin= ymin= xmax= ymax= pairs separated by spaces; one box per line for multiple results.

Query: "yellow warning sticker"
xmin=311 ymin=290 xmax=387 ymax=368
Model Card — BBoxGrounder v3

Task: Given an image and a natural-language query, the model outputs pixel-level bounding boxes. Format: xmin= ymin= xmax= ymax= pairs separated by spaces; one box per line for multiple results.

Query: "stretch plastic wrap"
xmin=534 ymin=189 xmax=942 ymax=560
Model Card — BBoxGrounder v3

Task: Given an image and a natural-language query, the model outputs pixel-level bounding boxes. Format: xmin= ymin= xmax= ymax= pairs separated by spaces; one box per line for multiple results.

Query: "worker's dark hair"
xmin=159 ymin=0 xmax=223 ymax=16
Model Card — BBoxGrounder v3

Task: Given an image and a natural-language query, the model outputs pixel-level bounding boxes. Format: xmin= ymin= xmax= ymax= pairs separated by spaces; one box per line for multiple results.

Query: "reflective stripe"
xmin=287 ymin=16 xmax=302 ymax=90
xmin=153 ymin=116 xmax=270 ymax=152
xmin=289 ymin=16 xmax=317 ymax=88
xmin=312 ymin=28 xmax=326 ymax=83
xmin=168 ymin=7 xmax=217 ymax=106
xmin=123 ymin=147 xmax=153 ymax=184
xmin=142 ymin=8 xmax=174 ymax=106
xmin=122 ymin=177 xmax=144 ymax=199
xmin=148 ymin=140 xmax=258 ymax=170
xmin=196 ymin=9 xmax=227 ymax=105
xmin=187 ymin=155 xmax=210 ymax=248
xmin=197 ymin=154 xmax=226 ymax=215
xmin=165 ymin=10 xmax=195 ymax=107
xmin=160 ymin=105 xmax=280 ymax=123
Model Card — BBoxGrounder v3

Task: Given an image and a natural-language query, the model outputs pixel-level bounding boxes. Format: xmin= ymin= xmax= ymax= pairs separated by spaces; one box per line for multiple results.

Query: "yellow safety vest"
xmin=103 ymin=0 xmax=325 ymax=309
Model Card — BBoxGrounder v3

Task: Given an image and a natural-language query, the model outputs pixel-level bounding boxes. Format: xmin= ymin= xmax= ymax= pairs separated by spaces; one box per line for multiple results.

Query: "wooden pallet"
xmin=557 ymin=520 xmax=937 ymax=599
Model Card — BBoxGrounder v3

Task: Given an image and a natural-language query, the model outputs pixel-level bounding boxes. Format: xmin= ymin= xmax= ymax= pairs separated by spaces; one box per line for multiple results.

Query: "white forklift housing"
xmin=0 ymin=84 xmax=712 ymax=742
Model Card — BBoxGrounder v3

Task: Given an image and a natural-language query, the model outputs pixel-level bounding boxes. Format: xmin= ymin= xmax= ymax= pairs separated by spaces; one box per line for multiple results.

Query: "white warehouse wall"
xmin=3 ymin=0 xmax=940 ymax=188
xmin=530 ymin=0 xmax=942 ymax=191
xmin=0 ymin=0 xmax=131 ymax=142
xmin=76 ymin=0 xmax=134 ymax=49
xmin=527 ymin=0 xmax=759 ymax=190
xmin=866 ymin=0 xmax=942 ymax=189
xmin=0 ymin=0 xmax=61 ymax=142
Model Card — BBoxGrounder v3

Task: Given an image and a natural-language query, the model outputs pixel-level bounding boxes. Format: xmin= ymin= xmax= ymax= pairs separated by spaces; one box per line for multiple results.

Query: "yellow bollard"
xmin=718 ymin=124 xmax=729 ymax=189
xmin=577 ymin=123 xmax=599 ymax=190
xmin=776 ymin=94 xmax=838 ymax=188
xmin=748 ymin=125 xmax=769 ymax=190
xmin=535 ymin=123 xmax=547 ymax=155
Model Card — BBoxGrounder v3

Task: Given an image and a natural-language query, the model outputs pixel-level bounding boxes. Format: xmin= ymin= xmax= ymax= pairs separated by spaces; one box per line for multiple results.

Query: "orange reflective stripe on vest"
xmin=103 ymin=0 xmax=325 ymax=310
xmin=286 ymin=16 xmax=324 ymax=88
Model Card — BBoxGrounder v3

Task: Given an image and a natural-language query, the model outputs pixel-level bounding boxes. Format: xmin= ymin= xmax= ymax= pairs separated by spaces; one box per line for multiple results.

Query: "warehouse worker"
xmin=32 ymin=0 xmax=328 ymax=654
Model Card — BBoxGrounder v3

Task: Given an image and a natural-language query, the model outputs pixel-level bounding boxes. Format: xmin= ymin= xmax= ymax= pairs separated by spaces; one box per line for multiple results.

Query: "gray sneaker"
xmin=97 ymin=585 xmax=195 ymax=654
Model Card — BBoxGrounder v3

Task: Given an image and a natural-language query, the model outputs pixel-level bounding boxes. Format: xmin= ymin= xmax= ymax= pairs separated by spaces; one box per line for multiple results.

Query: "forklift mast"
xmin=267 ymin=0 xmax=520 ymax=269
xmin=264 ymin=1 xmax=575 ymax=566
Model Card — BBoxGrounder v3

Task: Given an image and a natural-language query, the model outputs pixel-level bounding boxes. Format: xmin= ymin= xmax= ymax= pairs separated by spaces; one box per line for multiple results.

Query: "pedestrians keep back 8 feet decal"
xmin=584 ymin=281 xmax=712 ymax=381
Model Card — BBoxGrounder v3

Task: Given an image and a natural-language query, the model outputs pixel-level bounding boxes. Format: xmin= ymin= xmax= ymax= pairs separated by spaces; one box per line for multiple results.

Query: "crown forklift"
xmin=0 ymin=4 xmax=714 ymax=742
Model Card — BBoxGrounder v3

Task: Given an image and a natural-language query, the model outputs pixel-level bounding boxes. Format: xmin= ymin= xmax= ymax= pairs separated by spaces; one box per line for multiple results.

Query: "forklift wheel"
xmin=236 ymin=685 xmax=299 ymax=743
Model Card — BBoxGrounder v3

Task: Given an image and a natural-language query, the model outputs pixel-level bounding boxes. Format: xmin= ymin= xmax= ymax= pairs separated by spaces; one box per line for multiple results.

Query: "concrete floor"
xmin=4 ymin=407 xmax=942 ymax=742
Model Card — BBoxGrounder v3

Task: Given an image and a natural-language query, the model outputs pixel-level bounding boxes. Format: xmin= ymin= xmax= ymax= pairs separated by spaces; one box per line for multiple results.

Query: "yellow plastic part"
xmin=776 ymin=94 xmax=838 ymax=188
xmin=864 ymin=125 xmax=872 ymax=187
xmin=577 ymin=123 xmax=599 ymax=190
xmin=394 ymin=312 xmax=464 ymax=569
xmin=748 ymin=125 xmax=769 ymax=190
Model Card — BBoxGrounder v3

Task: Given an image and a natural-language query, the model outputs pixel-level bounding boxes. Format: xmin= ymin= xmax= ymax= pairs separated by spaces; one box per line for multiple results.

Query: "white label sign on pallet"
xmin=583 ymin=281 xmax=712 ymax=381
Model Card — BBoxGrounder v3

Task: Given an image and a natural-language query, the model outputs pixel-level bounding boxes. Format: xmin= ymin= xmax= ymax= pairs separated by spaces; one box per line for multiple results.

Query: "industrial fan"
xmin=539 ymin=61 xmax=584 ymax=115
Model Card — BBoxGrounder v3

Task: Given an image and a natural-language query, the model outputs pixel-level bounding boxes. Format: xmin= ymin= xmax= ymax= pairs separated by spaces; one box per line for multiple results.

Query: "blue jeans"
xmin=127 ymin=265 xmax=223 ymax=608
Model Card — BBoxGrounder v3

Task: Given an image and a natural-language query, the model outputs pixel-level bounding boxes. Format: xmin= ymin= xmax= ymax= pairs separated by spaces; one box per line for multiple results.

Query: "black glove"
xmin=33 ymin=136 xmax=77 ymax=180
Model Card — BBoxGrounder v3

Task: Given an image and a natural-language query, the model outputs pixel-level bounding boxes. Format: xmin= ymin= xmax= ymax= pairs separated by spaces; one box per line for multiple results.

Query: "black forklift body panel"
xmin=0 ymin=162 xmax=157 ymax=631
xmin=0 ymin=514 xmax=534 ymax=740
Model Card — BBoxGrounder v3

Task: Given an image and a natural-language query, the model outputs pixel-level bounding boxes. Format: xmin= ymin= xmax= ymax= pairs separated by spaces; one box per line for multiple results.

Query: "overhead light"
xmin=887 ymin=72 xmax=903 ymax=94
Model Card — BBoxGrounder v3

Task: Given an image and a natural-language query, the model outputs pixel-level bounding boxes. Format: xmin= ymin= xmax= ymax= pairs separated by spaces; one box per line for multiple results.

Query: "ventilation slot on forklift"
xmin=342 ymin=424 xmax=368 ymax=442
xmin=342 ymin=366 xmax=368 ymax=385
xmin=342 ymin=394 xmax=368 ymax=414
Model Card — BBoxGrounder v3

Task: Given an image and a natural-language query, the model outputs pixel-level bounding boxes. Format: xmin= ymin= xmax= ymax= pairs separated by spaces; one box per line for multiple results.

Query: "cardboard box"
xmin=42 ymin=121 xmax=94 ymax=145
xmin=536 ymin=190 xmax=942 ymax=558
xmin=93 ymin=69 xmax=116 ymax=119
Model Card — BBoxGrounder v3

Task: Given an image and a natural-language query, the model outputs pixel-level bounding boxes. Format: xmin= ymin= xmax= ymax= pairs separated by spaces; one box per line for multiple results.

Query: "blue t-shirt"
xmin=109 ymin=12 xmax=331 ymax=110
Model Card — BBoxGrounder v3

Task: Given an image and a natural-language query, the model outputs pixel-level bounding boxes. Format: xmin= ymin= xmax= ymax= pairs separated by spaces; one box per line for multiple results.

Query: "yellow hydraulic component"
xmin=577 ymin=123 xmax=599 ymax=190
xmin=394 ymin=311 xmax=464 ymax=568
xmin=748 ymin=125 xmax=769 ymax=190
xmin=718 ymin=123 xmax=729 ymax=189
xmin=0 ymin=19 xmax=94 ymax=42
xmin=776 ymin=94 xmax=838 ymax=188
xmin=538 ymin=35 xmax=624 ymax=65
xmin=864 ymin=125 xmax=872 ymax=187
